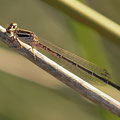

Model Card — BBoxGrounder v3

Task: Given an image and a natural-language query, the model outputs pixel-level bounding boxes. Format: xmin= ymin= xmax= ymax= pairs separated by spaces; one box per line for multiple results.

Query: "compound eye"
xmin=13 ymin=26 xmax=15 ymax=29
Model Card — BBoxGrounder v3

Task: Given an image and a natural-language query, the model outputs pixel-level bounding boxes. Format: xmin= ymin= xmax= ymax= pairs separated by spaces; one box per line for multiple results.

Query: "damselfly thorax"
xmin=16 ymin=29 xmax=39 ymax=47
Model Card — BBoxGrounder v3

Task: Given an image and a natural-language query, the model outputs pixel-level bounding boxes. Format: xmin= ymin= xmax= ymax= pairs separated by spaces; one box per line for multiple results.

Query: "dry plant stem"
xmin=0 ymin=25 xmax=120 ymax=117
xmin=42 ymin=0 xmax=120 ymax=45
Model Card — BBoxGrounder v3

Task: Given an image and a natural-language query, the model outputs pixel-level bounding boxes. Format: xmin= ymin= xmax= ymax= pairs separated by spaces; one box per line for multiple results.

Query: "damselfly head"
xmin=6 ymin=23 xmax=18 ymax=32
xmin=6 ymin=22 xmax=18 ymax=37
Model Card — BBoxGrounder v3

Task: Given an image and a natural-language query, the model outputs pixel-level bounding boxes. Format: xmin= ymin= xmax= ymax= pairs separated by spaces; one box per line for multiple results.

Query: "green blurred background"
xmin=0 ymin=0 xmax=120 ymax=120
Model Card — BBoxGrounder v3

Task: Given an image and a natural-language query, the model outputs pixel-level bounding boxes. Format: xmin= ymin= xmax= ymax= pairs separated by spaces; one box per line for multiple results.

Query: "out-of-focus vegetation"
xmin=0 ymin=0 xmax=119 ymax=120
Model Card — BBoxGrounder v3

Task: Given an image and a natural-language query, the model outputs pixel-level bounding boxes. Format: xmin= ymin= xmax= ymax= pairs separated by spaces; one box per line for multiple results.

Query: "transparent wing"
xmin=38 ymin=37 xmax=110 ymax=81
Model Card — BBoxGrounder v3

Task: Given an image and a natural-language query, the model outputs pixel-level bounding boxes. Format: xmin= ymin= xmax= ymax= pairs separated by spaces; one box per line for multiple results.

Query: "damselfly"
xmin=6 ymin=23 xmax=120 ymax=90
